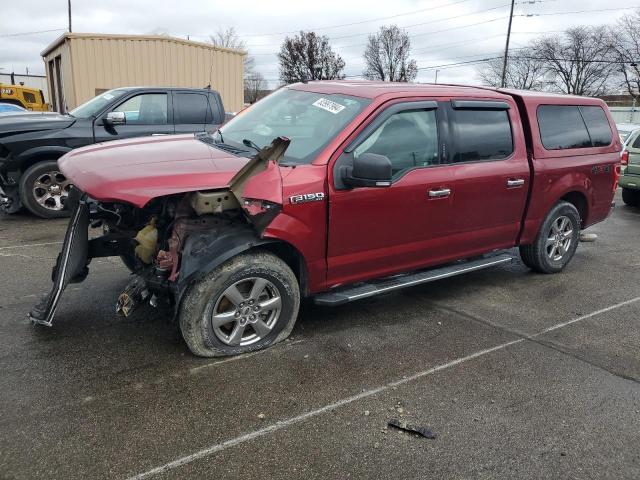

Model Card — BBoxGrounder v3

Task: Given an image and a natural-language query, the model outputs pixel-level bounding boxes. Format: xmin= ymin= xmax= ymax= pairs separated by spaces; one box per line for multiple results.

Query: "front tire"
xmin=19 ymin=161 xmax=72 ymax=218
xmin=519 ymin=201 xmax=581 ymax=274
xmin=622 ymin=188 xmax=640 ymax=207
xmin=179 ymin=251 xmax=300 ymax=357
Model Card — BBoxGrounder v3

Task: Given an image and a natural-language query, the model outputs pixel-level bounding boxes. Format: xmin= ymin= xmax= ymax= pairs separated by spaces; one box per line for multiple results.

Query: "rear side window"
xmin=22 ymin=91 xmax=36 ymax=103
xmin=579 ymin=106 xmax=612 ymax=147
xmin=632 ymin=134 xmax=640 ymax=149
xmin=537 ymin=105 xmax=611 ymax=150
xmin=450 ymin=108 xmax=513 ymax=162
xmin=175 ymin=93 xmax=209 ymax=124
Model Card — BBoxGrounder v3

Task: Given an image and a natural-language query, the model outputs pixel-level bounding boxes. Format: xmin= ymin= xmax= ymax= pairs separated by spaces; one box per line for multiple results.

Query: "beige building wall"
xmin=42 ymin=33 xmax=244 ymax=112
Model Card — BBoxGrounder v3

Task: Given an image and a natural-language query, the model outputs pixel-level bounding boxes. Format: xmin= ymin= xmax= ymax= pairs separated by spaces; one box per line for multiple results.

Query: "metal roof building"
xmin=41 ymin=33 xmax=244 ymax=113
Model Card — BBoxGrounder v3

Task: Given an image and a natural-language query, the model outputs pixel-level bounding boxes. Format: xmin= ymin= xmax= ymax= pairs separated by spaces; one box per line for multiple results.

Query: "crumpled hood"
xmin=0 ymin=112 xmax=75 ymax=134
xmin=59 ymin=134 xmax=250 ymax=207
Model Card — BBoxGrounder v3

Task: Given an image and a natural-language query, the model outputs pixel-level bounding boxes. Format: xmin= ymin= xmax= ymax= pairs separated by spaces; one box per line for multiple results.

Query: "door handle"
xmin=428 ymin=188 xmax=451 ymax=198
xmin=506 ymin=178 xmax=525 ymax=188
xmin=151 ymin=133 xmax=168 ymax=136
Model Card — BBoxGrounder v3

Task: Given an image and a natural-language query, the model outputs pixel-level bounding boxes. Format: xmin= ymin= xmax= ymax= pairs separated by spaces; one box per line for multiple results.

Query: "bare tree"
xmin=209 ymin=27 xmax=254 ymax=77
xmin=245 ymin=71 xmax=266 ymax=104
xmin=610 ymin=9 xmax=640 ymax=102
xmin=478 ymin=49 xmax=546 ymax=90
xmin=363 ymin=25 xmax=417 ymax=82
xmin=278 ymin=31 xmax=345 ymax=84
xmin=532 ymin=26 xmax=617 ymax=96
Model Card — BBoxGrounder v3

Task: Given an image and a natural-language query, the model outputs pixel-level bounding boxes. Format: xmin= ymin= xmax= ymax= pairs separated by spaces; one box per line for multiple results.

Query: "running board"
xmin=314 ymin=254 xmax=513 ymax=306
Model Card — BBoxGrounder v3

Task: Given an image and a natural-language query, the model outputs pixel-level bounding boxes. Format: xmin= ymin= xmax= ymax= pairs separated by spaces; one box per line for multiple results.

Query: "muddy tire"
xmin=179 ymin=251 xmax=300 ymax=357
xmin=19 ymin=161 xmax=71 ymax=219
xmin=519 ymin=201 xmax=581 ymax=274
xmin=622 ymin=188 xmax=640 ymax=207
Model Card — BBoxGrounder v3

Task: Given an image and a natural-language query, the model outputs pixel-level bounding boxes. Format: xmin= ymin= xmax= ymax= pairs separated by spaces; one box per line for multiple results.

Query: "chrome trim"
xmin=507 ymin=178 xmax=525 ymax=187
xmin=428 ymin=188 xmax=451 ymax=198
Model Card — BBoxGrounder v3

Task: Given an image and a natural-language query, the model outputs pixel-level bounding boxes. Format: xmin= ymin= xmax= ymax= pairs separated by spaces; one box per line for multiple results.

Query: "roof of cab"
xmin=290 ymin=80 xmax=607 ymax=106
xmin=290 ymin=80 xmax=509 ymax=100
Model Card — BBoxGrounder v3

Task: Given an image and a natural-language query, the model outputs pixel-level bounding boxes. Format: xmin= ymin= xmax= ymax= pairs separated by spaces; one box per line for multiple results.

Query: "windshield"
xmin=69 ymin=89 xmax=128 ymax=118
xmin=219 ymin=88 xmax=370 ymax=164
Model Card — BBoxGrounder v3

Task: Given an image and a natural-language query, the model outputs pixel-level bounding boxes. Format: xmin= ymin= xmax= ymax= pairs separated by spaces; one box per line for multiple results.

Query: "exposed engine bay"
xmin=29 ymin=137 xmax=290 ymax=326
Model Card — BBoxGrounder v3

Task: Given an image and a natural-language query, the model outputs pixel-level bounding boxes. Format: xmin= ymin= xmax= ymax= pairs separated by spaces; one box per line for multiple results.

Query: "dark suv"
xmin=0 ymin=87 xmax=225 ymax=218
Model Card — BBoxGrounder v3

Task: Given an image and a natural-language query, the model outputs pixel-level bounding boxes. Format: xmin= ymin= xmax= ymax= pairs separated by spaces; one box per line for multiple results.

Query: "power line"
xmin=247 ymin=3 xmax=511 ymax=47
xmin=519 ymin=6 xmax=637 ymax=16
xmin=0 ymin=28 xmax=65 ymax=38
xmin=236 ymin=0 xmax=476 ymax=38
xmin=249 ymin=16 xmax=510 ymax=54
xmin=326 ymin=2 xmax=513 ymax=42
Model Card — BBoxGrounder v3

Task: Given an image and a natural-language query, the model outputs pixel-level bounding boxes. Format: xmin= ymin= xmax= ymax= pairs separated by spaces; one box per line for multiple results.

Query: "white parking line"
xmin=126 ymin=295 xmax=640 ymax=480
xmin=0 ymin=241 xmax=62 ymax=250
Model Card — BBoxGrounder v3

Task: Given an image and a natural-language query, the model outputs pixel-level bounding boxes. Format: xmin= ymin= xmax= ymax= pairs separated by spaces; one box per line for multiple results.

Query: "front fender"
xmin=18 ymin=145 xmax=73 ymax=164
xmin=174 ymin=224 xmax=274 ymax=302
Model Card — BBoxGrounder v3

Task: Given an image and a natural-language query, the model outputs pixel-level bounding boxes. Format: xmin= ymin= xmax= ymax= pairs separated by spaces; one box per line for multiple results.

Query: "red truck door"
xmin=326 ymin=98 xmax=530 ymax=288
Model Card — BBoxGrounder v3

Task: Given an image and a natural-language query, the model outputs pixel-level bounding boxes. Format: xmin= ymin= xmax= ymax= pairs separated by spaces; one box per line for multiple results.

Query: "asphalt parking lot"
xmin=1 ymin=190 xmax=639 ymax=480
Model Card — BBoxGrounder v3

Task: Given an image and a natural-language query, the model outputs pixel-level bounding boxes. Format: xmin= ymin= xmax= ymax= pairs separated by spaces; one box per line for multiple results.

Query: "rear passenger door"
xmin=173 ymin=91 xmax=212 ymax=133
xmin=437 ymin=100 xmax=530 ymax=253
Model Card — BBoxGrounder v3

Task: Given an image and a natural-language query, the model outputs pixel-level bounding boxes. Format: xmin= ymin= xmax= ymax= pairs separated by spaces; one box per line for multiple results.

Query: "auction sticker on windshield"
xmin=312 ymin=98 xmax=346 ymax=114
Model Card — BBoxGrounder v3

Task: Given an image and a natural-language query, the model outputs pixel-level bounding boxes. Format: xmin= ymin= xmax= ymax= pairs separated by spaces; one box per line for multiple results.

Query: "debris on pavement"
xmin=387 ymin=418 xmax=437 ymax=439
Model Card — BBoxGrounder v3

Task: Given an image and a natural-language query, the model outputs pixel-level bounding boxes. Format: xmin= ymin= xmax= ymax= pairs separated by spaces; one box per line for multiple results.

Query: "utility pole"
xmin=500 ymin=0 xmax=515 ymax=88
xmin=434 ymin=69 xmax=439 ymax=84
xmin=68 ymin=0 xmax=72 ymax=33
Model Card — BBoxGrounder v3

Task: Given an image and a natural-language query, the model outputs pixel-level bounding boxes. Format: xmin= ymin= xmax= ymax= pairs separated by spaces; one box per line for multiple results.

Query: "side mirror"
xmin=342 ymin=153 xmax=392 ymax=188
xmin=104 ymin=111 xmax=126 ymax=126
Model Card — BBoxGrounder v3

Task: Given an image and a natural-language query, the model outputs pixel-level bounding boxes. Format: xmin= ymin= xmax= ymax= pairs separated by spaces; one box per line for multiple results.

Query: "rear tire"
xmin=519 ymin=201 xmax=580 ymax=274
xmin=179 ymin=251 xmax=300 ymax=357
xmin=19 ymin=160 xmax=71 ymax=219
xmin=622 ymin=188 xmax=640 ymax=207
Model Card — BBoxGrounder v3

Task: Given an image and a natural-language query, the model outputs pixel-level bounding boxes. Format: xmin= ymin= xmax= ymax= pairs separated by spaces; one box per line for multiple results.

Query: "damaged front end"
xmin=30 ymin=136 xmax=290 ymax=326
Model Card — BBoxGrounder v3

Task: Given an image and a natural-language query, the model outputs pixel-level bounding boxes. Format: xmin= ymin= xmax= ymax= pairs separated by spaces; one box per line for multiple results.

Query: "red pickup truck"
xmin=30 ymin=81 xmax=621 ymax=357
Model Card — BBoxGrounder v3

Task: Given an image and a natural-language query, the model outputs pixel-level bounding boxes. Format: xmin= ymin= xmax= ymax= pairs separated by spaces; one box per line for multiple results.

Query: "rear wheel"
xmin=19 ymin=161 xmax=72 ymax=218
xmin=179 ymin=251 xmax=300 ymax=357
xmin=519 ymin=201 xmax=580 ymax=274
xmin=622 ymin=188 xmax=640 ymax=207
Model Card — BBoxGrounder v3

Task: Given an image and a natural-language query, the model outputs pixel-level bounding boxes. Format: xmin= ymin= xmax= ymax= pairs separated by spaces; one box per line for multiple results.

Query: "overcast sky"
xmin=0 ymin=0 xmax=636 ymax=88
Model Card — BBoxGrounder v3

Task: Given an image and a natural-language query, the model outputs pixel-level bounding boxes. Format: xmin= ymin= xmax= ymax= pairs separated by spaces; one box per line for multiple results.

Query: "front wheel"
xmin=622 ymin=188 xmax=640 ymax=207
xmin=179 ymin=251 xmax=300 ymax=357
xmin=19 ymin=160 xmax=72 ymax=218
xmin=519 ymin=201 xmax=581 ymax=274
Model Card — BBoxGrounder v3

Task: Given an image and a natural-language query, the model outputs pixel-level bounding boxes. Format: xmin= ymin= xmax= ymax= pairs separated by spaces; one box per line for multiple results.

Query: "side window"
xmin=22 ymin=91 xmax=37 ymax=104
xmin=175 ymin=93 xmax=209 ymax=124
xmin=450 ymin=108 xmax=513 ymax=163
xmin=579 ymin=106 xmax=612 ymax=147
xmin=113 ymin=93 xmax=167 ymax=125
xmin=354 ymin=109 xmax=439 ymax=178
xmin=632 ymin=133 xmax=640 ymax=150
xmin=537 ymin=105 xmax=591 ymax=150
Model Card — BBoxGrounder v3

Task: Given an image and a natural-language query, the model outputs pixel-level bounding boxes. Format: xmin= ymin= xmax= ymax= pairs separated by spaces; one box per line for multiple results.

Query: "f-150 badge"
xmin=289 ymin=192 xmax=325 ymax=204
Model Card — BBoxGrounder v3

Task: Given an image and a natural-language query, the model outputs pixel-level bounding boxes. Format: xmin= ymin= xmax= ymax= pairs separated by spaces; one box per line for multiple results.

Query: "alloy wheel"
xmin=545 ymin=215 xmax=573 ymax=261
xmin=209 ymin=277 xmax=282 ymax=346
xmin=32 ymin=170 xmax=71 ymax=211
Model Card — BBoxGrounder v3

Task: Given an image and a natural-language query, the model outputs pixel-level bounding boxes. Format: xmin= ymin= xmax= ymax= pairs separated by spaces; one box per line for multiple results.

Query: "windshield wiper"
xmin=242 ymin=139 xmax=262 ymax=153
xmin=196 ymin=132 xmax=249 ymax=154
xmin=215 ymin=128 xmax=224 ymax=143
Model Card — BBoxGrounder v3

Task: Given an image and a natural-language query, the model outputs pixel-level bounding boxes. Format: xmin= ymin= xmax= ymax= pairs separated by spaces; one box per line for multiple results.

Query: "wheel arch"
xmin=18 ymin=147 xmax=72 ymax=173
xmin=560 ymin=190 xmax=589 ymax=227
xmin=174 ymin=227 xmax=310 ymax=318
